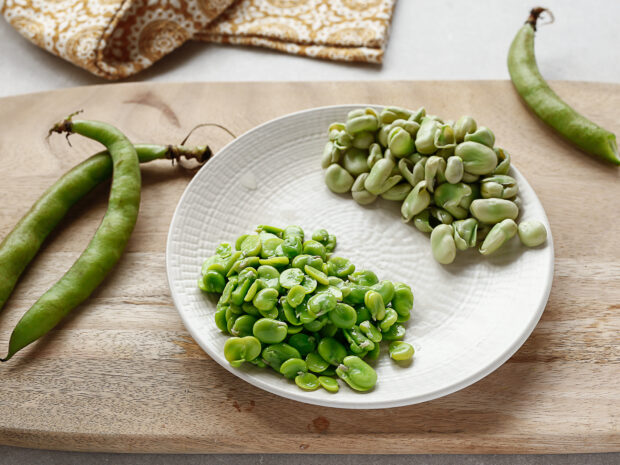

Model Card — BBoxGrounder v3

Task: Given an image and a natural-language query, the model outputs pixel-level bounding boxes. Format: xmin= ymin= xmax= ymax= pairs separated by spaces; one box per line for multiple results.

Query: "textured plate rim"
xmin=166 ymin=104 xmax=555 ymax=409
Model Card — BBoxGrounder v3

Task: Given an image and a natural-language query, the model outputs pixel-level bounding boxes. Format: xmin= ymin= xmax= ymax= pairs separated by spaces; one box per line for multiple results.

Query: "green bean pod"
xmin=508 ymin=8 xmax=619 ymax=165
xmin=0 ymin=143 xmax=209 ymax=317
xmin=3 ymin=118 xmax=145 ymax=360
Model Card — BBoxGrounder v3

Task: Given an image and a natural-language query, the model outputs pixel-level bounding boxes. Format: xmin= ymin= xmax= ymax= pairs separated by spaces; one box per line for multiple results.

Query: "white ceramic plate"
xmin=166 ymin=105 xmax=554 ymax=409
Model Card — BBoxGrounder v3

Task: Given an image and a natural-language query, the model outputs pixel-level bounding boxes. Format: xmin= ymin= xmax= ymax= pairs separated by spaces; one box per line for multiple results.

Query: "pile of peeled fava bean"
xmin=321 ymin=106 xmax=547 ymax=264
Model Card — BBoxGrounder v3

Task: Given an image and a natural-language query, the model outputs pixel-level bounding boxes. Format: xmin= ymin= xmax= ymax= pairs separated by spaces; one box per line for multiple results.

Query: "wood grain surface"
xmin=0 ymin=81 xmax=618 ymax=454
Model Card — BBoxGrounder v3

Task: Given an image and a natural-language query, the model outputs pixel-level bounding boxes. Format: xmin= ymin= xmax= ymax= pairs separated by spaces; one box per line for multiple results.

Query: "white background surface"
xmin=0 ymin=0 xmax=617 ymax=462
xmin=1 ymin=0 xmax=619 ymax=98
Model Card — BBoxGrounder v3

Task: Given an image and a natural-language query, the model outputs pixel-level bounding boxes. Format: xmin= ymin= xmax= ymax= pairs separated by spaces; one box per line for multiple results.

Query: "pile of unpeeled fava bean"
xmin=321 ymin=106 xmax=547 ymax=264
xmin=199 ymin=224 xmax=414 ymax=393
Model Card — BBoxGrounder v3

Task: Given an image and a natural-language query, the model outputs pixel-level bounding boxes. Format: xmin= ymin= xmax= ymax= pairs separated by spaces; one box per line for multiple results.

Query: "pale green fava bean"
xmin=424 ymin=156 xmax=446 ymax=193
xmin=253 ymin=318 xmax=288 ymax=344
xmin=481 ymin=175 xmax=518 ymax=199
xmin=389 ymin=341 xmax=415 ymax=361
xmin=317 ymin=337 xmax=348 ymax=366
xmin=434 ymin=124 xmax=456 ymax=149
xmin=455 ymin=141 xmax=498 ymax=175
xmin=343 ymin=148 xmax=370 ymax=176
xmin=430 ymin=207 xmax=453 ymax=225
xmin=445 ymin=156 xmax=464 ymax=184
xmin=470 ymin=198 xmax=519 ymax=224
xmin=388 ymin=127 xmax=415 ymax=157
xmin=321 ymin=141 xmax=340 ymax=169
xmin=380 ymin=106 xmax=412 ymax=124
xmin=224 ymin=336 xmax=262 ymax=367
xmin=415 ymin=117 xmax=441 ymax=155
xmin=430 ymin=224 xmax=457 ymax=264
xmin=401 ymin=180 xmax=431 ymax=222
xmin=325 ymin=164 xmax=354 ymax=193
xmin=364 ymin=158 xmax=395 ymax=195
xmin=318 ymin=376 xmax=339 ymax=393
xmin=518 ymin=220 xmax=547 ymax=247
xmin=380 ymin=182 xmax=412 ymax=201
xmin=280 ymin=358 xmax=307 ymax=379
xmin=367 ymin=143 xmax=383 ymax=169
xmin=411 ymin=157 xmax=427 ymax=186
xmin=493 ymin=147 xmax=511 ymax=175
xmin=336 ymin=355 xmax=377 ymax=392
xmin=479 ymin=219 xmax=518 ymax=255
xmin=433 ymin=182 xmax=473 ymax=220
xmin=346 ymin=114 xmax=379 ymax=134
xmin=352 ymin=131 xmax=375 ymax=150
xmin=413 ymin=209 xmax=433 ymax=233
xmin=452 ymin=218 xmax=478 ymax=250
xmin=464 ymin=126 xmax=495 ymax=148
xmin=351 ymin=173 xmax=378 ymax=205
xmin=462 ymin=171 xmax=480 ymax=183
xmin=454 ymin=115 xmax=477 ymax=142
xmin=295 ymin=372 xmax=320 ymax=391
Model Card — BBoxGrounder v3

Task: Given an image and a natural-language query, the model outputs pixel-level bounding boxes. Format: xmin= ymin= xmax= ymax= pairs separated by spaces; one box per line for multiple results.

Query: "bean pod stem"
xmin=508 ymin=7 xmax=619 ymax=165
xmin=2 ymin=118 xmax=143 ymax=361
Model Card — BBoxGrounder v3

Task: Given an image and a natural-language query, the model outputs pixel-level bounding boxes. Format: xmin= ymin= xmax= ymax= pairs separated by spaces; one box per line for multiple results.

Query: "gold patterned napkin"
xmin=1 ymin=0 xmax=396 ymax=80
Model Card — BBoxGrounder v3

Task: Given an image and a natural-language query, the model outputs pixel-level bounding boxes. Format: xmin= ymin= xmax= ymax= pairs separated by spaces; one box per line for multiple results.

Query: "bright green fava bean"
xmin=317 ymin=337 xmax=348 ymax=366
xmin=336 ymin=355 xmax=377 ymax=392
xmin=454 ymin=116 xmax=477 ymax=142
xmin=431 ymin=224 xmax=457 ymax=264
xmin=286 ymin=285 xmax=307 ymax=307
xmin=325 ymin=164 xmax=355 ymax=193
xmin=262 ymin=343 xmax=301 ymax=371
xmin=326 ymin=256 xmax=355 ymax=278
xmin=358 ymin=320 xmax=382 ymax=343
xmin=518 ymin=220 xmax=547 ymax=247
xmin=253 ymin=318 xmax=288 ymax=344
xmin=280 ymin=358 xmax=308 ymax=379
xmin=224 ymin=336 xmax=262 ymax=367
xmin=455 ymin=141 xmax=498 ymax=175
xmin=480 ymin=219 xmax=518 ymax=255
xmin=287 ymin=333 xmax=316 ymax=357
xmin=280 ymin=268 xmax=304 ymax=288
xmin=371 ymin=280 xmax=395 ymax=305
xmin=307 ymin=292 xmax=337 ymax=316
xmin=379 ymin=308 xmax=398 ymax=332
xmin=230 ymin=314 xmax=258 ymax=337
xmin=382 ymin=323 xmax=406 ymax=341
xmin=349 ymin=270 xmax=378 ymax=287
xmin=200 ymin=270 xmax=226 ymax=293
xmin=328 ymin=303 xmax=357 ymax=329
xmin=302 ymin=240 xmax=326 ymax=260
xmin=392 ymin=282 xmax=414 ymax=316
xmin=470 ymin=198 xmax=519 ymax=224
xmin=253 ymin=288 xmax=279 ymax=311
xmin=306 ymin=351 xmax=330 ymax=373
xmin=364 ymin=290 xmax=385 ymax=321
xmin=295 ymin=372 xmax=320 ymax=391
xmin=240 ymin=235 xmax=262 ymax=256
xmin=389 ymin=341 xmax=415 ymax=361
xmin=318 ymin=376 xmax=339 ymax=392
xmin=305 ymin=265 xmax=330 ymax=285
xmin=401 ymin=180 xmax=431 ymax=222
xmin=464 ymin=126 xmax=495 ymax=148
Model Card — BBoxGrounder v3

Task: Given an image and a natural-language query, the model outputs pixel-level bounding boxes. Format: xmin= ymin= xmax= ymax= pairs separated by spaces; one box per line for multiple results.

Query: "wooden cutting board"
xmin=0 ymin=81 xmax=618 ymax=454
